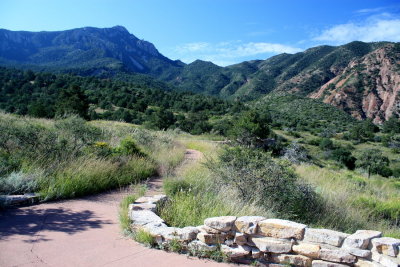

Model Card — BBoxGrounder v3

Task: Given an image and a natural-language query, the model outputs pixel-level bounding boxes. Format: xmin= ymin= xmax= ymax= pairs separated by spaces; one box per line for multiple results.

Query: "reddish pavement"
xmin=0 ymin=190 xmax=232 ymax=267
xmin=0 ymin=150 xmax=232 ymax=267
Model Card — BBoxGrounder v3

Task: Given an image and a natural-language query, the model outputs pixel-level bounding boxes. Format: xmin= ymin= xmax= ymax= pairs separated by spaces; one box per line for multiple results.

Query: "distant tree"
xmin=56 ymin=84 xmax=89 ymax=119
xmin=331 ymin=147 xmax=356 ymax=170
xmin=349 ymin=119 xmax=378 ymax=142
xmin=356 ymin=149 xmax=389 ymax=178
xmin=230 ymin=109 xmax=271 ymax=146
xmin=382 ymin=116 xmax=400 ymax=134
xmin=150 ymin=107 xmax=176 ymax=130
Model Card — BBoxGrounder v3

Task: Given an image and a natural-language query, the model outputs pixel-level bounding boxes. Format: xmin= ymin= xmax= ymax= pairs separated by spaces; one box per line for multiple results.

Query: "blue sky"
xmin=1 ymin=0 xmax=400 ymax=66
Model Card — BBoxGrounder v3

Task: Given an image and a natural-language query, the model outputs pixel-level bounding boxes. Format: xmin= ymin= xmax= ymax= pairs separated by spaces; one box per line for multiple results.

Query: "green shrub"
xmin=114 ymin=136 xmax=146 ymax=157
xmin=0 ymin=171 xmax=40 ymax=194
xmin=208 ymin=146 xmax=321 ymax=222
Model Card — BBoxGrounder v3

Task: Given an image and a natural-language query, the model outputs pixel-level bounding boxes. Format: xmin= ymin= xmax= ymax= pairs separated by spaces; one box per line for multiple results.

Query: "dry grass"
xmin=296 ymin=164 xmax=400 ymax=237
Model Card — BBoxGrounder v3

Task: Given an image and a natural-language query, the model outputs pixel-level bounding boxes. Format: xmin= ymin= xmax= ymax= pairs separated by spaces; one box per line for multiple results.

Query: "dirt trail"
xmin=0 ymin=149 xmax=230 ymax=267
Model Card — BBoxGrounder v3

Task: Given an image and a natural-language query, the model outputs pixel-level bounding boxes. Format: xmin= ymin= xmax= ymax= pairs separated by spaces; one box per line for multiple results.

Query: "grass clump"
xmin=119 ymin=184 xmax=146 ymax=234
xmin=133 ymin=230 xmax=156 ymax=247
xmin=0 ymin=113 xmax=182 ymax=200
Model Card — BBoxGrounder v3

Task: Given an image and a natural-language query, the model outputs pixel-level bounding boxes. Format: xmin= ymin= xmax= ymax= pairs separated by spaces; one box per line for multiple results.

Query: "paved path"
xmin=0 ymin=149 xmax=231 ymax=267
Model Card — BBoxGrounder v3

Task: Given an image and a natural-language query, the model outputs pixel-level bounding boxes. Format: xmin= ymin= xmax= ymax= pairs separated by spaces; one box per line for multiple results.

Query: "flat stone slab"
xmin=258 ymin=218 xmax=307 ymax=240
xmin=204 ymin=216 xmax=237 ymax=232
xmin=371 ymin=252 xmax=400 ymax=267
xmin=234 ymin=216 xmax=265 ymax=235
xmin=221 ymin=244 xmax=251 ymax=258
xmin=130 ymin=210 xmax=165 ymax=226
xmin=0 ymin=193 xmax=40 ymax=206
xmin=343 ymin=246 xmax=371 ymax=258
xmin=250 ymin=236 xmax=292 ymax=253
xmin=319 ymin=248 xmax=357 ymax=264
xmin=129 ymin=203 xmax=157 ymax=212
xmin=312 ymin=260 xmax=349 ymax=267
xmin=197 ymin=232 xmax=227 ymax=245
xmin=343 ymin=230 xmax=382 ymax=249
xmin=292 ymin=243 xmax=321 ymax=258
xmin=187 ymin=240 xmax=217 ymax=252
xmin=303 ymin=228 xmax=349 ymax=247
xmin=355 ymin=259 xmax=385 ymax=267
xmin=371 ymin=237 xmax=400 ymax=257
xmin=270 ymin=253 xmax=312 ymax=267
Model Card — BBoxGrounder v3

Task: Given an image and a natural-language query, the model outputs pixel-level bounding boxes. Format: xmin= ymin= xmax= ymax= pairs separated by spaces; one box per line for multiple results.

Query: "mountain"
xmin=0 ymin=26 xmax=183 ymax=77
xmin=168 ymin=41 xmax=400 ymax=123
xmin=0 ymin=26 xmax=399 ymax=122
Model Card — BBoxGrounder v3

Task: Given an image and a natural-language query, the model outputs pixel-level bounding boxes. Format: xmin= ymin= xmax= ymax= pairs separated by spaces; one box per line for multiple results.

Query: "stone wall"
xmin=129 ymin=195 xmax=400 ymax=267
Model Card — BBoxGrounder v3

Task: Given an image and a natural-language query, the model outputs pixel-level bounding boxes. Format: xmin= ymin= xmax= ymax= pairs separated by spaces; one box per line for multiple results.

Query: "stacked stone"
xmin=129 ymin=196 xmax=400 ymax=267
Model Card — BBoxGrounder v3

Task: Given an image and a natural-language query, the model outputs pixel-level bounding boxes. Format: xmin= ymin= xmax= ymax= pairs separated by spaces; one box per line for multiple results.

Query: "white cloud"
xmin=314 ymin=15 xmax=400 ymax=44
xmin=177 ymin=42 xmax=210 ymax=52
xmin=174 ymin=40 xmax=302 ymax=66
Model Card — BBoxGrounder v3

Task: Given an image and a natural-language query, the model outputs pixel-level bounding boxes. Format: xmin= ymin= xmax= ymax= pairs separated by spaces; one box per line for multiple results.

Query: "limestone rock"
xmin=188 ymin=240 xmax=217 ymax=252
xmin=177 ymin=227 xmax=200 ymax=241
xmin=270 ymin=254 xmax=312 ymax=267
xmin=130 ymin=202 xmax=157 ymax=212
xmin=204 ymin=216 xmax=237 ymax=232
xmin=293 ymin=243 xmax=321 ymax=258
xmin=197 ymin=232 xmax=227 ymax=245
xmin=221 ymin=244 xmax=251 ymax=258
xmin=197 ymin=225 xmax=222 ymax=234
xmin=319 ymin=248 xmax=357 ymax=264
xmin=343 ymin=230 xmax=382 ymax=249
xmin=234 ymin=232 xmax=248 ymax=245
xmin=251 ymin=236 xmax=292 ymax=253
xmin=258 ymin=218 xmax=307 ymax=240
xmin=355 ymin=259 xmax=384 ymax=267
xmin=251 ymin=247 xmax=263 ymax=259
xmin=371 ymin=237 xmax=400 ymax=257
xmin=304 ymin=228 xmax=349 ymax=247
xmin=372 ymin=252 xmax=400 ymax=267
xmin=312 ymin=260 xmax=349 ymax=267
xmin=130 ymin=210 xmax=164 ymax=226
xmin=234 ymin=216 xmax=266 ymax=235
xmin=343 ymin=246 xmax=371 ymax=258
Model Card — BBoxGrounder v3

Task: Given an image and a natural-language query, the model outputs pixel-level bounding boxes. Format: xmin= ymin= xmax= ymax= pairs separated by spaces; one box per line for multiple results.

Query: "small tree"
xmin=56 ymin=84 xmax=89 ymax=119
xmin=356 ymin=149 xmax=389 ymax=178
xmin=229 ymin=109 xmax=271 ymax=146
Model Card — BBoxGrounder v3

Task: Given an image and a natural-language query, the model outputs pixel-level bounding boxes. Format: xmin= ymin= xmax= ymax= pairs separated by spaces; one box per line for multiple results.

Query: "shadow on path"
xmin=0 ymin=207 xmax=112 ymax=242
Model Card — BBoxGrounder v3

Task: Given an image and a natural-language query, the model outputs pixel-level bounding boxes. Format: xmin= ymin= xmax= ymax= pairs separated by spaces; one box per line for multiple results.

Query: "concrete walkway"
xmin=0 ymin=150 xmax=232 ymax=267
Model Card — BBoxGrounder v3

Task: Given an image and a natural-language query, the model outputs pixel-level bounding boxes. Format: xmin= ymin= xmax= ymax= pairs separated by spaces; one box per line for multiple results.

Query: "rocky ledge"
xmin=129 ymin=195 xmax=400 ymax=267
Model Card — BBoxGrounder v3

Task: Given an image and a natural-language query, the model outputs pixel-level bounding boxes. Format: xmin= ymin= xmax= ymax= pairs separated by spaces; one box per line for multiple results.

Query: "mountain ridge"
xmin=0 ymin=26 xmax=399 ymax=122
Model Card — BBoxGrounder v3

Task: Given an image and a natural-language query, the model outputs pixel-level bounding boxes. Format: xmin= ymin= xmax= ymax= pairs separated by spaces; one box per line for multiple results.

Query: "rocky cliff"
xmin=309 ymin=44 xmax=400 ymax=123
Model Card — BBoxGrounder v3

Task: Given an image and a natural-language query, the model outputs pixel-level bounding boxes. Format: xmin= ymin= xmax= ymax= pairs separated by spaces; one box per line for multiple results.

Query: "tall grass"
xmin=296 ymin=164 xmax=400 ymax=238
xmin=41 ymin=156 xmax=155 ymax=200
xmin=0 ymin=113 xmax=183 ymax=200
xmin=119 ymin=184 xmax=146 ymax=234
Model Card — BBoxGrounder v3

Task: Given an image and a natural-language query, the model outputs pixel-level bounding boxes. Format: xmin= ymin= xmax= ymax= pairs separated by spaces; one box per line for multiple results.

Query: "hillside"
xmin=0 ymin=26 xmax=183 ymax=78
xmin=1 ymin=26 xmax=399 ymax=122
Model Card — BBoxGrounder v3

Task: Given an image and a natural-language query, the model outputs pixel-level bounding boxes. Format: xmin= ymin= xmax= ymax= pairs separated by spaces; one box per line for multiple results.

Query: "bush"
xmin=114 ymin=136 xmax=146 ymax=157
xmin=0 ymin=171 xmax=40 ymax=194
xmin=331 ymin=148 xmax=356 ymax=170
xmin=208 ymin=146 xmax=321 ymax=221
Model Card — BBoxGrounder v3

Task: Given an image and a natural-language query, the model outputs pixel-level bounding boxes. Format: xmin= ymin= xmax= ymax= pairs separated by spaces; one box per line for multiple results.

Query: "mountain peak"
xmin=110 ymin=25 xmax=129 ymax=33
